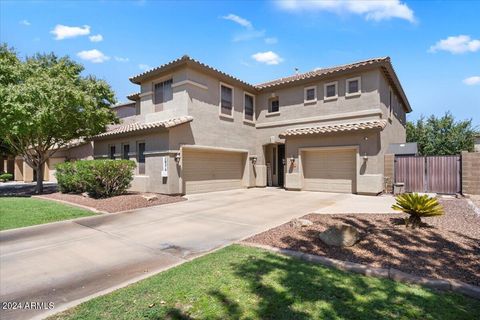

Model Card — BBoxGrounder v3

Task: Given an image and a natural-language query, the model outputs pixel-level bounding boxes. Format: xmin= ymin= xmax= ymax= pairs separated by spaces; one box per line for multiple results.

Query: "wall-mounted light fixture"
xmin=290 ymin=156 xmax=296 ymax=164
xmin=363 ymin=152 xmax=368 ymax=161
xmin=250 ymin=156 xmax=257 ymax=165
xmin=174 ymin=153 xmax=181 ymax=163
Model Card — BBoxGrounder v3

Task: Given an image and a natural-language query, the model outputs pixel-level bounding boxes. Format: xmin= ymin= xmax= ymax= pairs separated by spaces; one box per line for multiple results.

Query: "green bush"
xmin=0 ymin=173 xmax=14 ymax=182
xmin=55 ymin=162 xmax=85 ymax=193
xmin=55 ymin=160 xmax=136 ymax=198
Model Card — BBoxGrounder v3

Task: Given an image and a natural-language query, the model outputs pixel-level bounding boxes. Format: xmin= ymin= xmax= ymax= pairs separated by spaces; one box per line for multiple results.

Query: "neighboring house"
xmin=387 ymin=142 xmax=418 ymax=156
xmin=475 ymin=134 xmax=480 ymax=153
xmin=93 ymin=55 xmax=411 ymax=195
xmin=13 ymin=140 xmax=94 ymax=183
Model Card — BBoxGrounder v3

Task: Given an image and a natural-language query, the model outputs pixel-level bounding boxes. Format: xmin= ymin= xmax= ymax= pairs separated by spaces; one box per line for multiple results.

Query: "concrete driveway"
xmin=0 ymin=188 xmax=395 ymax=319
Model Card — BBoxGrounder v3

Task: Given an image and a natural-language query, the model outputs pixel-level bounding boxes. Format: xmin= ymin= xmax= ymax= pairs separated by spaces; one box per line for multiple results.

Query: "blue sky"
xmin=1 ymin=0 xmax=479 ymax=127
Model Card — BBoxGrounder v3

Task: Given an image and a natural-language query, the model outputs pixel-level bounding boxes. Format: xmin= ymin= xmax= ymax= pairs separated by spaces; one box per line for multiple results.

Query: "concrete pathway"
xmin=0 ymin=188 xmax=394 ymax=319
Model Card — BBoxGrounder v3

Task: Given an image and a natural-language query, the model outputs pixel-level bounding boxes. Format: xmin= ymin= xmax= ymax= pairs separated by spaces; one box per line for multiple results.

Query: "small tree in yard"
xmin=407 ymin=112 xmax=477 ymax=156
xmin=392 ymin=193 xmax=444 ymax=229
xmin=0 ymin=44 xmax=118 ymax=194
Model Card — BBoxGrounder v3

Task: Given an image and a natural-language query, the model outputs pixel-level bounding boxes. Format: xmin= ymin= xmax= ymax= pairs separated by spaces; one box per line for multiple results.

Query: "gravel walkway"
xmin=39 ymin=192 xmax=186 ymax=213
xmin=244 ymin=198 xmax=480 ymax=286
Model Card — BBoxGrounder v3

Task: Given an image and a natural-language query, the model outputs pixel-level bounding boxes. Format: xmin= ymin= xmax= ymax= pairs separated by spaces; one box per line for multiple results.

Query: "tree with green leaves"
xmin=407 ymin=112 xmax=477 ymax=156
xmin=0 ymin=44 xmax=118 ymax=193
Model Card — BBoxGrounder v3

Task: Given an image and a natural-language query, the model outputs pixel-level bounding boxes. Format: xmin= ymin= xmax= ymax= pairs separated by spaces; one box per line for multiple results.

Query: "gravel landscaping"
xmin=39 ymin=192 xmax=186 ymax=213
xmin=244 ymin=198 xmax=480 ymax=286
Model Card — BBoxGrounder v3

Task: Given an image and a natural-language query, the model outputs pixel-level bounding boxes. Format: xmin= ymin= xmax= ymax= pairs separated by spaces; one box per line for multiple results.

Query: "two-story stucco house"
xmin=93 ymin=55 xmax=411 ymax=195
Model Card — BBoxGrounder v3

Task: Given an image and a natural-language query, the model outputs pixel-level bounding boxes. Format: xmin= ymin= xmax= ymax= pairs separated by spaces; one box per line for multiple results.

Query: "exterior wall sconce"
xmin=290 ymin=156 xmax=295 ymax=164
xmin=363 ymin=153 xmax=368 ymax=161
xmin=174 ymin=153 xmax=181 ymax=163
xmin=250 ymin=156 xmax=257 ymax=165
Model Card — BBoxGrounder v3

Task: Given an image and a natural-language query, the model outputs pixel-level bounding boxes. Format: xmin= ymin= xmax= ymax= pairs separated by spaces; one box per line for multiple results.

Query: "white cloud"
xmin=251 ymin=51 xmax=284 ymax=65
xmin=51 ymin=24 xmax=90 ymax=40
xmin=222 ymin=14 xmax=253 ymax=29
xmin=265 ymin=37 xmax=278 ymax=44
xmin=89 ymin=34 xmax=103 ymax=42
xmin=463 ymin=76 xmax=480 ymax=86
xmin=233 ymin=29 xmax=266 ymax=42
xmin=114 ymin=56 xmax=129 ymax=62
xmin=19 ymin=20 xmax=31 ymax=26
xmin=138 ymin=64 xmax=151 ymax=71
xmin=277 ymin=0 xmax=415 ymax=23
xmin=77 ymin=49 xmax=110 ymax=63
xmin=429 ymin=35 xmax=480 ymax=54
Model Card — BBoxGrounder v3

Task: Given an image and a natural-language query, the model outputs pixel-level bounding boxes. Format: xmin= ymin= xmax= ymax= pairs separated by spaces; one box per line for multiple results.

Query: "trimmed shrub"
xmin=0 ymin=173 xmax=14 ymax=182
xmin=55 ymin=160 xmax=136 ymax=198
xmin=55 ymin=162 xmax=85 ymax=193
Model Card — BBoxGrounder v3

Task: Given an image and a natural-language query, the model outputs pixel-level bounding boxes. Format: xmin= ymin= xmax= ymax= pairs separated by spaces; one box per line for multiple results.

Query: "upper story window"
xmin=122 ymin=144 xmax=130 ymax=160
xmin=269 ymin=98 xmax=279 ymax=113
xmin=304 ymin=86 xmax=317 ymax=103
xmin=154 ymin=79 xmax=173 ymax=105
xmin=346 ymin=77 xmax=361 ymax=96
xmin=109 ymin=145 xmax=116 ymax=160
xmin=244 ymin=92 xmax=255 ymax=122
xmin=220 ymin=83 xmax=233 ymax=117
xmin=389 ymin=89 xmax=393 ymax=118
xmin=324 ymin=81 xmax=338 ymax=101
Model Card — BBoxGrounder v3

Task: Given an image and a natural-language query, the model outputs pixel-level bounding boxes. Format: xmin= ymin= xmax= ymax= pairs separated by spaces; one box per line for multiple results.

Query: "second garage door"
xmin=302 ymin=148 xmax=356 ymax=193
xmin=182 ymin=149 xmax=244 ymax=194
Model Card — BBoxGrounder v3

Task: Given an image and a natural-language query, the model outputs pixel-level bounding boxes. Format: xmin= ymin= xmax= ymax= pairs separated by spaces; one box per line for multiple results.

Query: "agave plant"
xmin=392 ymin=193 xmax=444 ymax=228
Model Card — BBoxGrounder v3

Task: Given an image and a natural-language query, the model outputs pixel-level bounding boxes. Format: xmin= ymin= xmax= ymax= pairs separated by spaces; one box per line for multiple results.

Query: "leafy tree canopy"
xmin=406 ymin=112 xmax=477 ymax=156
xmin=0 ymin=44 xmax=118 ymax=193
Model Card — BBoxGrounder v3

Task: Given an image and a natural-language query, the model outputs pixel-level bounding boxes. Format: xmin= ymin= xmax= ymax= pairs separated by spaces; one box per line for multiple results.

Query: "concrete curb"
xmin=240 ymin=242 xmax=480 ymax=300
xmin=34 ymin=195 xmax=109 ymax=214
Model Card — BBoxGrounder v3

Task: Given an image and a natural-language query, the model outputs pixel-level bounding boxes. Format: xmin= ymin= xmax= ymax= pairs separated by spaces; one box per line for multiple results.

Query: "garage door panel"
xmin=183 ymin=150 xmax=244 ymax=194
xmin=303 ymin=149 xmax=356 ymax=193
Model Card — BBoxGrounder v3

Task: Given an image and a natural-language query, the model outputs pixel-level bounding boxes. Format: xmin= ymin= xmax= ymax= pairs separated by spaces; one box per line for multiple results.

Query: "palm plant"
xmin=392 ymin=193 xmax=444 ymax=228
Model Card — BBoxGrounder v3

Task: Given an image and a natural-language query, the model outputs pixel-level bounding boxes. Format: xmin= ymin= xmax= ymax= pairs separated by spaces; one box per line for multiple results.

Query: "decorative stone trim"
xmin=172 ymin=80 xmax=208 ymax=90
xmin=240 ymin=242 xmax=480 ymax=300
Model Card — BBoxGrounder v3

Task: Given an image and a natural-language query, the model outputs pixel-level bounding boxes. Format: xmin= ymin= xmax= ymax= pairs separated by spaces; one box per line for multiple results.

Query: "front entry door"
xmin=277 ymin=144 xmax=285 ymax=187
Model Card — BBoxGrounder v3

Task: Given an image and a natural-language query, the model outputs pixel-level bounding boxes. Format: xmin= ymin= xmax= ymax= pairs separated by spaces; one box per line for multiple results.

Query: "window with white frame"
xmin=304 ymin=86 xmax=317 ymax=103
xmin=324 ymin=81 xmax=338 ymax=100
xmin=269 ymin=98 xmax=279 ymax=113
xmin=220 ymin=84 xmax=233 ymax=116
xmin=244 ymin=93 xmax=255 ymax=122
xmin=389 ymin=89 xmax=393 ymax=117
xmin=346 ymin=77 xmax=361 ymax=96
xmin=154 ymin=79 xmax=173 ymax=105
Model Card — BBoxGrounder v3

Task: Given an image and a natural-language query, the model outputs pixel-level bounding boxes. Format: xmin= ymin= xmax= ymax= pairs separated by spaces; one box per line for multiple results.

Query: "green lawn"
xmin=0 ymin=197 xmax=95 ymax=231
xmin=51 ymin=245 xmax=479 ymax=320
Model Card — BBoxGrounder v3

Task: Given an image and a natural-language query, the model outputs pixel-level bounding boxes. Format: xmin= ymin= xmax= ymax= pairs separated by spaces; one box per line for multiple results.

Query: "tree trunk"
xmin=35 ymin=162 xmax=44 ymax=194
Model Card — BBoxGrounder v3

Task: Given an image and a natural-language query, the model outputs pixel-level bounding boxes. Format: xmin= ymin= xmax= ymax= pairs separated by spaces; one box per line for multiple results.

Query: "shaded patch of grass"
xmin=0 ymin=197 xmax=94 ymax=230
xmin=51 ymin=245 xmax=480 ymax=320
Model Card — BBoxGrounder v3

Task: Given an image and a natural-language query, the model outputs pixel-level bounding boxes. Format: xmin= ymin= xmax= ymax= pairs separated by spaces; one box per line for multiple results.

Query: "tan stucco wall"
xmin=104 ymin=63 xmax=408 ymax=195
xmin=283 ymin=130 xmax=384 ymax=194
xmin=94 ymin=131 xmax=177 ymax=194
xmin=462 ymin=151 xmax=480 ymax=195
xmin=256 ymin=69 xmax=381 ymax=125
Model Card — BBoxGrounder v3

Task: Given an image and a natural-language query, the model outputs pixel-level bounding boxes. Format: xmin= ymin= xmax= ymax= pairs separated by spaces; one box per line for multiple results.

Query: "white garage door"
xmin=182 ymin=149 xmax=244 ymax=194
xmin=303 ymin=148 xmax=356 ymax=193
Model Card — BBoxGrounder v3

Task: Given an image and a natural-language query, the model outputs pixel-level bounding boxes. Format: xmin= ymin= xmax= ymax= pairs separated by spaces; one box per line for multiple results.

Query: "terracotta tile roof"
xmin=127 ymin=92 xmax=140 ymax=101
xmin=127 ymin=55 xmax=411 ymax=112
xmin=256 ymin=57 xmax=389 ymax=89
xmin=279 ymin=119 xmax=388 ymax=138
xmin=94 ymin=116 xmax=193 ymax=139
xmin=129 ymin=55 xmax=256 ymax=90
